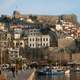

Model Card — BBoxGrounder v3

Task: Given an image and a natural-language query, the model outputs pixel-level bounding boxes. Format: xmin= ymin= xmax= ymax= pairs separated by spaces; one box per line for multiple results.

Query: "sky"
xmin=0 ymin=0 xmax=80 ymax=22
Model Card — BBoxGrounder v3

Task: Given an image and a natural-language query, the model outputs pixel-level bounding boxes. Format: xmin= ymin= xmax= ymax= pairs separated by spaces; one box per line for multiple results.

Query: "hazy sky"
xmin=0 ymin=0 xmax=80 ymax=22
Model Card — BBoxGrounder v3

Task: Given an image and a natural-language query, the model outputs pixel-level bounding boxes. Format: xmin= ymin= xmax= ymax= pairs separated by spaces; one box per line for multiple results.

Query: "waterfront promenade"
xmin=2 ymin=69 xmax=36 ymax=80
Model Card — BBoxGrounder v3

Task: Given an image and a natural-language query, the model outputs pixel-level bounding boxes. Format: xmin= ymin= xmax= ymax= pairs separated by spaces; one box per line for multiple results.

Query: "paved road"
xmin=2 ymin=69 xmax=34 ymax=80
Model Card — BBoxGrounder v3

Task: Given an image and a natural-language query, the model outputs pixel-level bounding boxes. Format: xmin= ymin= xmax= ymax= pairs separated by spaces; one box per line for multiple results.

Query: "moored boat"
xmin=74 ymin=67 xmax=80 ymax=72
xmin=65 ymin=69 xmax=70 ymax=76
xmin=37 ymin=66 xmax=64 ymax=75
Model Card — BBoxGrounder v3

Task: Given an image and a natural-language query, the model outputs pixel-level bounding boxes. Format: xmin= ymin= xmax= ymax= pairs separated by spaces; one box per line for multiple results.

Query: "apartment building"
xmin=28 ymin=35 xmax=50 ymax=48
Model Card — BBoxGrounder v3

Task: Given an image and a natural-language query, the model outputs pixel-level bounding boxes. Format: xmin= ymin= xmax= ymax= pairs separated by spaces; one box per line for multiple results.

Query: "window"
xmin=33 ymin=38 xmax=34 ymax=41
xmin=30 ymin=44 xmax=31 ymax=47
xmin=16 ymin=43 xmax=19 ymax=47
xmin=39 ymin=44 xmax=41 ymax=47
xmin=36 ymin=38 xmax=37 ymax=41
xmin=38 ymin=44 xmax=39 ymax=46
xmin=40 ymin=38 xmax=42 ymax=41
xmin=20 ymin=42 xmax=23 ymax=45
xmin=30 ymin=33 xmax=32 ymax=35
xmin=30 ymin=38 xmax=31 ymax=41
xmin=33 ymin=44 xmax=34 ymax=47
xmin=43 ymin=38 xmax=45 ymax=41
xmin=46 ymin=38 xmax=48 ymax=41
xmin=40 ymin=44 xmax=42 ymax=46
xmin=43 ymin=43 xmax=45 ymax=46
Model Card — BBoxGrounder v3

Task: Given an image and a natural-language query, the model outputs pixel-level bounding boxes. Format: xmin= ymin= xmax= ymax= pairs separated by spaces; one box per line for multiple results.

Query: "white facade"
xmin=56 ymin=24 xmax=63 ymax=31
xmin=28 ymin=35 xmax=50 ymax=48
xmin=14 ymin=33 xmax=20 ymax=39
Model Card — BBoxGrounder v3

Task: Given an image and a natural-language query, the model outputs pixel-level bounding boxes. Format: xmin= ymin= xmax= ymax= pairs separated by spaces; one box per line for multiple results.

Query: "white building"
xmin=56 ymin=24 xmax=63 ymax=31
xmin=28 ymin=35 xmax=50 ymax=48
xmin=14 ymin=33 xmax=21 ymax=39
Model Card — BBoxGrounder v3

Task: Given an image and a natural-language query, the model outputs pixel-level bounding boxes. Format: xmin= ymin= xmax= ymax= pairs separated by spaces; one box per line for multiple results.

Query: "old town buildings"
xmin=0 ymin=11 xmax=80 ymax=63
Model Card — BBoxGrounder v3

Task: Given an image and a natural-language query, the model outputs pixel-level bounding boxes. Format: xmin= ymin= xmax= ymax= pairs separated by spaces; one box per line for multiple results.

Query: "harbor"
xmin=0 ymin=0 xmax=80 ymax=80
xmin=35 ymin=66 xmax=80 ymax=80
xmin=35 ymin=72 xmax=80 ymax=80
xmin=1 ymin=63 xmax=80 ymax=80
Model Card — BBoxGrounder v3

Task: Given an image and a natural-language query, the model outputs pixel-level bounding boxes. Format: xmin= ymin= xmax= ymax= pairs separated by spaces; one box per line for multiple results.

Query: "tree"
xmin=65 ymin=47 xmax=76 ymax=61
xmin=15 ymin=57 xmax=23 ymax=69
xmin=29 ymin=15 xmax=37 ymax=21
xmin=58 ymin=37 xmax=76 ymax=61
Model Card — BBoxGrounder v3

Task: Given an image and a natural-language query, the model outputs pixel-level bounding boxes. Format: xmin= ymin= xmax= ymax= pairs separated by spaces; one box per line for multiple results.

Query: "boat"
xmin=75 ymin=67 xmax=80 ymax=72
xmin=65 ymin=69 xmax=70 ymax=76
xmin=37 ymin=66 xmax=64 ymax=75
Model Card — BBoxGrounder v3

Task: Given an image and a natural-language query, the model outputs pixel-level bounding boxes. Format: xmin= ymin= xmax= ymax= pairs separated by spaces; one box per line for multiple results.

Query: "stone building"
xmin=28 ymin=35 xmax=50 ymax=48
